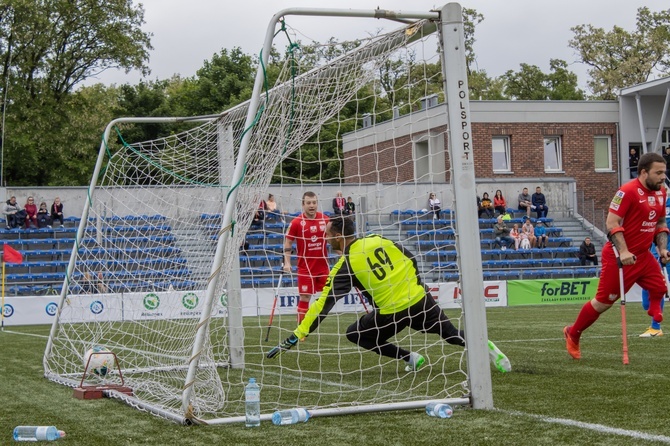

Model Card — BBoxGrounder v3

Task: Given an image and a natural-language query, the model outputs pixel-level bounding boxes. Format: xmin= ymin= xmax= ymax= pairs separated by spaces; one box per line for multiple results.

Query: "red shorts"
xmin=297 ymin=272 xmax=328 ymax=296
xmin=594 ymin=244 xmax=666 ymax=304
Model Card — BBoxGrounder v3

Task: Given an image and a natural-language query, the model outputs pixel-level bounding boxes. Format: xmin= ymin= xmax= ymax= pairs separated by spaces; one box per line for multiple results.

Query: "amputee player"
xmin=564 ymin=152 xmax=670 ymax=359
xmin=270 ymin=216 xmax=511 ymax=373
xmin=283 ymin=191 xmax=330 ymax=323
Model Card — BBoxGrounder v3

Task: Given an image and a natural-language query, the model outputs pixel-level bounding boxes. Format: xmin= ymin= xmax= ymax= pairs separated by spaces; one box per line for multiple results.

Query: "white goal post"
xmin=43 ymin=3 xmax=493 ymax=424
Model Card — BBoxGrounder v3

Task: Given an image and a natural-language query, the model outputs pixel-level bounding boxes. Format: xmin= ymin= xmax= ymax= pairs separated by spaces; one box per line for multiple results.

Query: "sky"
xmin=86 ymin=0 xmax=670 ymax=93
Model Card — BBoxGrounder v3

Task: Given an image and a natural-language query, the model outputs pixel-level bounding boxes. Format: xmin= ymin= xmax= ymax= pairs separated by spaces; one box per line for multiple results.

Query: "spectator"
xmin=664 ymin=147 xmax=670 ymax=181
xmin=579 ymin=237 xmax=598 ymax=266
xmin=3 ymin=196 xmax=25 ymax=229
xmin=534 ymin=221 xmax=548 ymax=249
xmin=532 ymin=186 xmax=549 ymax=219
xmin=517 ymin=187 xmax=534 ymax=218
xmin=428 ymin=192 xmax=441 ymax=219
xmin=345 ymin=196 xmax=355 ymax=216
xmin=478 ymin=192 xmax=494 ymax=218
xmin=266 ymin=193 xmax=285 ymax=222
xmin=510 ymin=223 xmax=521 ymax=250
xmin=50 ymin=197 xmax=64 ymax=226
xmin=24 ymin=196 xmax=38 ymax=228
xmin=493 ymin=215 xmax=514 ymax=250
xmin=36 ymin=202 xmax=52 ymax=228
xmin=82 ymin=271 xmax=107 ymax=294
xmin=251 ymin=199 xmax=266 ymax=229
xmin=522 ymin=217 xmax=536 ymax=248
xmin=629 ymin=148 xmax=639 ymax=179
xmin=332 ymin=191 xmax=346 ymax=215
xmin=493 ymin=190 xmax=507 ymax=216
xmin=240 ymin=239 xmax=250 ymax=256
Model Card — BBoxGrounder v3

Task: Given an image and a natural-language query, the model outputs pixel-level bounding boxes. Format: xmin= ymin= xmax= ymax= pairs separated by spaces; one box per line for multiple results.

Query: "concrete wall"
xmin=1 ymin=179 xmax=577 ymax=221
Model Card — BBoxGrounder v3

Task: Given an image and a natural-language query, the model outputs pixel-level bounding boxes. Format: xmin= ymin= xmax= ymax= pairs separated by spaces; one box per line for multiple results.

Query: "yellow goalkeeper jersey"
xmin=294 ymin=234 xmax=426 ymax=339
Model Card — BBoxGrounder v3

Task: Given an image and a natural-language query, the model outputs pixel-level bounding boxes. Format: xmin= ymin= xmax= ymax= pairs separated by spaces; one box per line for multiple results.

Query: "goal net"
xmin=44 ymin=5 xmax=490 ymax=424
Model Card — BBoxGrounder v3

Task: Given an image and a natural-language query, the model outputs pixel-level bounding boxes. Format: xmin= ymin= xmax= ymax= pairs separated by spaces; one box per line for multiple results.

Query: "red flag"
xmin=3 ymin=244 xmax=23 ymax=264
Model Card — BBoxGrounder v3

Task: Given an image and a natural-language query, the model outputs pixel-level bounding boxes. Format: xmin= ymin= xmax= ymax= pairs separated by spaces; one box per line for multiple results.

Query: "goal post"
xmin=43 ymin=3 xmax=493 ymax=424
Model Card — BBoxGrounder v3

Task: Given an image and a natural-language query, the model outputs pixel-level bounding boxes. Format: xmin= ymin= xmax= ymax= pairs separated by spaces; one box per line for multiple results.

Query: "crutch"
xmin=264 ymin=272 xmax=284 ymax=342
xmin=612 ymin=245 xmax=629 ymax=365
xmin=354 ymin=287 xmax=370 ymax=314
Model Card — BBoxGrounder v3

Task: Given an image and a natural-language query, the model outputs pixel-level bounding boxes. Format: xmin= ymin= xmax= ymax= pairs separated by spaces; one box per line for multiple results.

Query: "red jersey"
xmin=286 ymin=212 xmax=330 ymax=276
xmin=608 ymin=178 xmax=667 ymax=255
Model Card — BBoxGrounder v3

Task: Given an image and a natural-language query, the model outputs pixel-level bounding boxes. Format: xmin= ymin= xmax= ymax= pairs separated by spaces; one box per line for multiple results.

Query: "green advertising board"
xmin=507 ymin=278 xmax=599 ymax=306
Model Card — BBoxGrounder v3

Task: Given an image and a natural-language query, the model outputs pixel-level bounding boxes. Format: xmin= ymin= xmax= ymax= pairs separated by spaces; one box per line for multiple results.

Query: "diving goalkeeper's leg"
xmin=413 ymin=294 xmax=511 ymax=372
xmin=345 ymin=312 xmax=424 ymax=371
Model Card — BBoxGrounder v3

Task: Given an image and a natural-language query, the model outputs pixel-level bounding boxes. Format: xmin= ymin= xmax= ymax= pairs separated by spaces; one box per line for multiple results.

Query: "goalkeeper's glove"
xmin=267 ymin=334 xmax=299 ymax=359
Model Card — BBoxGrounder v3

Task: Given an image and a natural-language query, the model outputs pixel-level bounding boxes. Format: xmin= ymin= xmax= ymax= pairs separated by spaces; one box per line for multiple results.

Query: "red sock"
xmin=570 ymin=301 xmax=601 ymax=340
xmin=297 ymin=300 xmax=309 ymax=323
xmin=648 ymin=296 xmax=664 ymax=323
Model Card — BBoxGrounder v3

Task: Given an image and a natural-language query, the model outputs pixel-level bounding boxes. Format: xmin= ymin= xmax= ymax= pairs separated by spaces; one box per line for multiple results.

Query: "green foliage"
xmin=3 ymin=305 xmax=670 ymax=445
xmin=502 ymin=59 xmax=584 ymax=100
xmin=569 ymin=6 xmax=670 ymax=99
xmin=0 ymin=0 xmax=152 ymax=186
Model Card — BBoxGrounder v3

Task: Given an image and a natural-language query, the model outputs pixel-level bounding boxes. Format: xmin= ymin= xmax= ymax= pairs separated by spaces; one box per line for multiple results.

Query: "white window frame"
xmin=594 ymin=135 xmax=612 ymax=171
xmin=662 ymin=128 xmax=670 ymax=151
xmin=492 ymin=136 xmax=511 ymax=172
xmin=543 ymin=136 xmax=562 ymax=172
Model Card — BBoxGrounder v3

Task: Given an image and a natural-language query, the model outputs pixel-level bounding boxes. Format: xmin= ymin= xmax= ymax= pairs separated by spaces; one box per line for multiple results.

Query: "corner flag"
xmin=2 ymin=244 xmax=23 ymax=264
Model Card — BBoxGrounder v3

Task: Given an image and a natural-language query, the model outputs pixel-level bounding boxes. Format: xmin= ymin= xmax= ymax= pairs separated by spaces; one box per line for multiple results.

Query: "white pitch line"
xmin=1 ymin=329 xmax=49 ymax=338
xmin=502 ymin=409 xmax=670 ymax=444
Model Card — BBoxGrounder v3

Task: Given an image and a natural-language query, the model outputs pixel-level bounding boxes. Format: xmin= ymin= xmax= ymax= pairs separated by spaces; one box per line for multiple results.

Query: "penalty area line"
xmin=501 ymin=409 xmax=670 ymax=444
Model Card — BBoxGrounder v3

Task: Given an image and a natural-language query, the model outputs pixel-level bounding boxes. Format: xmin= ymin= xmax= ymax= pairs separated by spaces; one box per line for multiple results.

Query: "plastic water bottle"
xmin=245 ymin=378 xmax=261 ymax=427
xmin=271 ymin=408 xmax=311 ymax=425
xmin=13 ymin=426 xmax=66 ymax=441
xmin=425 ymin=402 xmax=453 ymax=418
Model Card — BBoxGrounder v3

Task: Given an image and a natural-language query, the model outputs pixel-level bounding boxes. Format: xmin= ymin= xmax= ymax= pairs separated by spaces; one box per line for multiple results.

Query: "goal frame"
xmin=43 ymin=3 xmax=493 ymax=424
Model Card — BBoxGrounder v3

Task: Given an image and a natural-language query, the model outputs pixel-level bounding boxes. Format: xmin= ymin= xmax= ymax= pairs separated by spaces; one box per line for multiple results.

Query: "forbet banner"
xmin=507 ymin=278 xmax=598 ymax=306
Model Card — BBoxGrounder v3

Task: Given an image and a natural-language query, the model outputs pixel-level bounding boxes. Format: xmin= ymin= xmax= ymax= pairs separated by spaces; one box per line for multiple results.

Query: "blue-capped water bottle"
xmin=271 ymin=408 xmax=310 ymax=425
xmin=245 ymin=378 xmax=261 ymax=427
xmin=425 ymin=402 xmax=453 ymax=418
xmin=13 ymin=426 xmax=66 ymax=441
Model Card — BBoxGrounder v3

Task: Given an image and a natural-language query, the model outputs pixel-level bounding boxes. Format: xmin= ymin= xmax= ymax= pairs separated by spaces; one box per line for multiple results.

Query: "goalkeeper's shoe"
xmin=487 ymin=340 xmax=511 ymax=373
xmin=639 ymin=327 xmax=664 ymax=338
xmin=404 ymin=352 xmax=425 ymax=372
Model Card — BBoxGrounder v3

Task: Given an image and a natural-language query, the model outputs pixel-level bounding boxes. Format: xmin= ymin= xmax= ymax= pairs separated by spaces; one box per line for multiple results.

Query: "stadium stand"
xmin=0 ymin=215 xmax=192 ymax=296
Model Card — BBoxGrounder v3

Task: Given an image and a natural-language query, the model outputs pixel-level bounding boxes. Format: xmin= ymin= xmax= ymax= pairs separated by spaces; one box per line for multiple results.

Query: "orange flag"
xmin=2 ymin=244 xmax=23 ymax=264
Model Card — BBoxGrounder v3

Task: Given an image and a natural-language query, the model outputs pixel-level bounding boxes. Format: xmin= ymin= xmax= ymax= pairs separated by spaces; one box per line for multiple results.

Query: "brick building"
xmin=342 ymin=77 xmax=670 ymax=229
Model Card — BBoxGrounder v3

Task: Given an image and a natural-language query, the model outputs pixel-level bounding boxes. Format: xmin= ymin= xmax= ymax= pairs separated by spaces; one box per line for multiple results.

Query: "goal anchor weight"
xmin=73 ymin=351 xmax=133 ymax=400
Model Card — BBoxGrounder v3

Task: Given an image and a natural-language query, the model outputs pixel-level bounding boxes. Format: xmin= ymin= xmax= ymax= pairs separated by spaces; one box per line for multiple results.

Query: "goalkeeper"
xmin=268 ymin=216 xmax=511 ymax=373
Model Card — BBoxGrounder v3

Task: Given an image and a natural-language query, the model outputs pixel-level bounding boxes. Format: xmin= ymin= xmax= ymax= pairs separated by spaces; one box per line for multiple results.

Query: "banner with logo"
xmin=507 ymin=278 xmax=599 ymax=306
xmin=2 ymin=296 xmax=60 ymax=326
xmin=437 ymin=281 xmax=507 ymax=309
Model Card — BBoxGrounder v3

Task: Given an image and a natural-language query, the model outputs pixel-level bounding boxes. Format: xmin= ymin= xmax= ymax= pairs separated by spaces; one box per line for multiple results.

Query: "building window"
xmin=543 ymin=136 xmax=562 ymax=171
xmin=492 ymin=136 xmax=510 ymax=172
xmin=662 ymin=128 xmax=670 ymax=151
xmin=414 ymin=139 xmax=430 ymax=181
xmin=594 ymin=135 xmax=612 ymax=171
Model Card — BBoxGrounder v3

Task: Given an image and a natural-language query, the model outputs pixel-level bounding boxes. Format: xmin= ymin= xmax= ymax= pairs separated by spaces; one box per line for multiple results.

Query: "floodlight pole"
xmin=439 ymin=3 xmax=494 ymax=409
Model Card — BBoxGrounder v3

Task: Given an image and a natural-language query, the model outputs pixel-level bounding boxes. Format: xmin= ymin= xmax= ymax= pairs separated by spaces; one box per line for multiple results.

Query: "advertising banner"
xmin=507 ymin=278 xmax=598 ymax=306
xmin=2 ymin=296 xmax=60 ymax=326
xmin=437 ymin=281 xmax=507 ymax=309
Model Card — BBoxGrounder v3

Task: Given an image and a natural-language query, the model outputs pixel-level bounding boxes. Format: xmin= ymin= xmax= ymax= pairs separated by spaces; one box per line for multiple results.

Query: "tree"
xmin=502 ymin=59 xmax=584 ymax=100
xmin=569 ymin=7 xmax=670 ymax=99
xmin=0 ymin=0 xmax=153 ymax=186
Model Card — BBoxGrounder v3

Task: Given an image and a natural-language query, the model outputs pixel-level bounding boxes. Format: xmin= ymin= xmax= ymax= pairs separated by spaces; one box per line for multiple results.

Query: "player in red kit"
xmin=283 ymin=191 xmax=330 ymax=323
xmin=564 ymin=152 xmax=670 ymax=359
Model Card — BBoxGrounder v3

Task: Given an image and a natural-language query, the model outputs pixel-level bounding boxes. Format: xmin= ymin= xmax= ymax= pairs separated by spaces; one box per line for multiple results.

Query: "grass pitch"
xmin=1 ymin=304 xmax=669 ymax=446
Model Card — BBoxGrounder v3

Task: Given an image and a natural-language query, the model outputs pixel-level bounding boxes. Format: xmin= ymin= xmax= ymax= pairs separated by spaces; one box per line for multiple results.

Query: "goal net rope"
xmin=44 ymin=12 xmax=473 ymax=423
